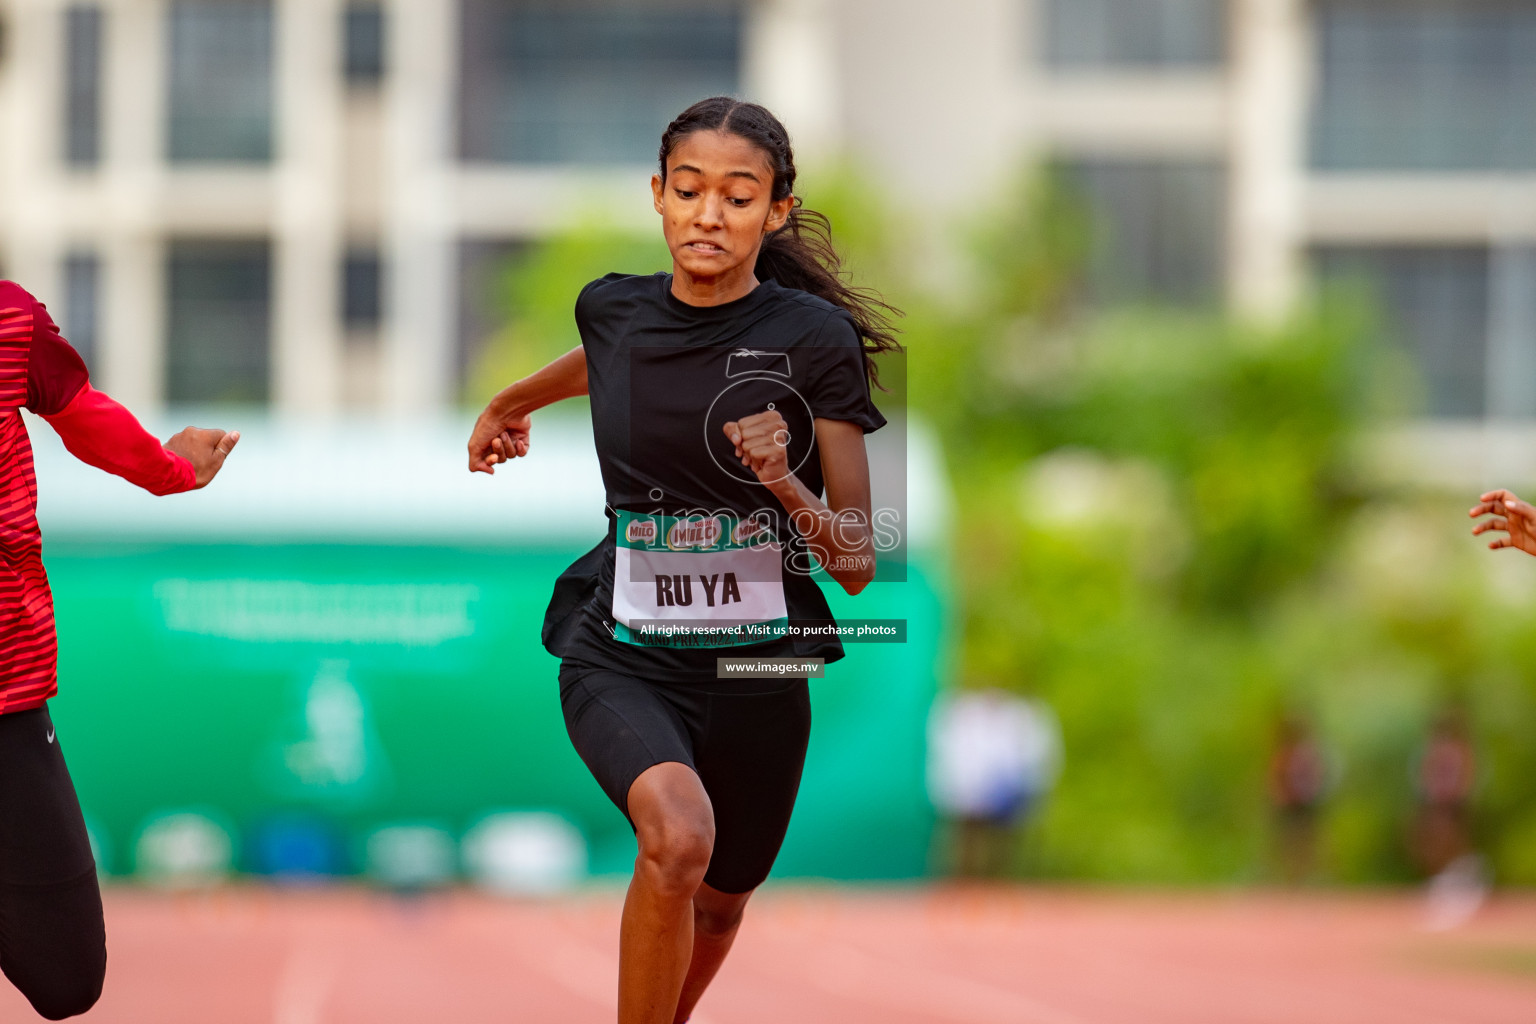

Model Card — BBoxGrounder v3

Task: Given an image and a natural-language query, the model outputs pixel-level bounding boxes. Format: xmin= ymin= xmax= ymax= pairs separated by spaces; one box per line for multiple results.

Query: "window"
xmin=167 ymin=1 xmax=274 ymax=163
xmin=1315 ymin=247 xmax=1490 ymax=418
xmin=1043 ymin=0 xmax=1226 ymax=69
xmin=343 ymin=249 xmax=383 ymax=331
xmin=62 ymin=252 xmax=100 ymax=370
xmin=1488 ymin=245 xmax=1536 ymax=419
xmin=64 ymin=5 xmax=104 ymax=168
xmin=1311 ymin=1 xmax=1536 ymax=171
xmin=459 ymin=0 xmax=742 ymax=164
xmin=344 ymin=2 xmax=385 ymax=86
xmin=1060 ymin=160 xmax=1226 ymax=307
xmin=166 ymin=240 xmax=272 ymax=404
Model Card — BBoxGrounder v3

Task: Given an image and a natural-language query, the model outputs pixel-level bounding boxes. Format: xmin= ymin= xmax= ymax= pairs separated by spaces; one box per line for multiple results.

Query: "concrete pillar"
xmin=100 ymin=0 xmax=169 ymax=410
xmin=381 ymin=0 xmax=456 ymax=414
xmin=833 ymin=0 xmax=1024 ymax=204
xmin=273 ymin=0 xmax=344 ymax=415
xmin=743 ymin=0 xmax=841 ymax=166
xmin=1227 ymin=0 xmax=1309 ymax=323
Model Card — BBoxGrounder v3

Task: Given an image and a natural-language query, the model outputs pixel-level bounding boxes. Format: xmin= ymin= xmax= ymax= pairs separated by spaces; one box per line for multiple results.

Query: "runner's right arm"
xmin=26 ymin=295 xmax=237 ymax=493
xmin=467 ymin=345 xmax=588 ymax=474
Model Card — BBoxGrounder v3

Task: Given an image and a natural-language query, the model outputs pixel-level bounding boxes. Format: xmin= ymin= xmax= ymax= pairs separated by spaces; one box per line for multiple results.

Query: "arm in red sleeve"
xmin=23 ymin=296 xmax=196 ymax=495
xmin=23 ymin=296 xmax=89 ymax=416
xmin=42 ymin=384 xmax=197 ymax=495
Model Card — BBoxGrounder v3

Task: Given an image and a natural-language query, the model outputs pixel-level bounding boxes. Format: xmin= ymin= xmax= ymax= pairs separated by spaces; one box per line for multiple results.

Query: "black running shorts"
xmin=0 ymin=705 xmax=106 ymax=1020
xmin=558 ymin=660 xmax=812 ymax=895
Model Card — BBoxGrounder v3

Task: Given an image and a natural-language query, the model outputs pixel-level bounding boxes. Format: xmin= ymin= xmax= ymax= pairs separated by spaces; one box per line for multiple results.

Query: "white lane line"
xmin=502 ymin=919 xmax=616 ymax=1010
xmin=272 ymin=938 xmax=341 ymax=1024
xmin=794 ymin=938 xmax=1092 ymax=1024
xmin=503 ymin=918 xmax=724 ymax=1024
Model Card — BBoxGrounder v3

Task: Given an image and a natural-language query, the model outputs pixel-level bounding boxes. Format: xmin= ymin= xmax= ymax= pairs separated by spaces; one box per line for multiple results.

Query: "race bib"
xmin=611 ymin=510 xmax=788 ymax=648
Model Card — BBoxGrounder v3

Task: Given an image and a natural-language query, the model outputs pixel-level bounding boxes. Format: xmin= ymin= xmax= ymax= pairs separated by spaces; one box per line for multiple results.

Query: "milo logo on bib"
xmin=624 ymin=518 xmax=658 ymax=545
xmin=667 ymin=516 xmax=722 ymax=550
xmin=611 ymin=510 xmax=788 ymax=648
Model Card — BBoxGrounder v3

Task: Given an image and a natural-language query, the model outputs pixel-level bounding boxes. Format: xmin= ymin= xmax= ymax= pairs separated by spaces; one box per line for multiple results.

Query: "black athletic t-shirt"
xmin=542 ymin=272 xmax=886 ymax=682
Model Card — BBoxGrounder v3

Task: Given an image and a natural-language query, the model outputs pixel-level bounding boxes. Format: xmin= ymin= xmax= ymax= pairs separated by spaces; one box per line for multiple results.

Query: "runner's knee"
xmin=628 ymin=763 xmax=715 ymax=895
xmin=636 ymin=812 xmax=715 ymax=896
xmin=695 ymin=897 xmax=748 ymax=939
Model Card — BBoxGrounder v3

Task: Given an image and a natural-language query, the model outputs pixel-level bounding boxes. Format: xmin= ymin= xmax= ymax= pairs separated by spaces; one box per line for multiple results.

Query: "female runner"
xmin=467 ymin=96 xmax=899 ymax=1024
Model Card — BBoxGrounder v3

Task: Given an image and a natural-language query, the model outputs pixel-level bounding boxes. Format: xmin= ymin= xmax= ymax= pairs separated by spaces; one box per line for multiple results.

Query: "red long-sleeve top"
xmin=0 ymin=281 xmax=196 ymax=713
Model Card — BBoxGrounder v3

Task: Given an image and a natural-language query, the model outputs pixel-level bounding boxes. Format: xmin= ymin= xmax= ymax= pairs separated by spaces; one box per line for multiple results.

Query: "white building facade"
xmin=0 ymin=0 xmax=1529 ymax=433
xmin=1001 ymin=0 xmax=1536 ymax=427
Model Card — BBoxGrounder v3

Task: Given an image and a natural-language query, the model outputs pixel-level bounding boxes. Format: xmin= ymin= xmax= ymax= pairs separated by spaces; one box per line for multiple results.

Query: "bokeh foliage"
xmin=464 ymin=227 xmax=670 ymax=408
xmin=916 ymin=171 xmax=1536 ymax=885
xmin=473 ymin=166 xmax=1536 ymax=885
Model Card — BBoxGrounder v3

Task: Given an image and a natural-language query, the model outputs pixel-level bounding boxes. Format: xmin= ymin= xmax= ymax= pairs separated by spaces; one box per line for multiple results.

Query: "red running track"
xmin=0 ymin=886 xmax=1531 ymax=1023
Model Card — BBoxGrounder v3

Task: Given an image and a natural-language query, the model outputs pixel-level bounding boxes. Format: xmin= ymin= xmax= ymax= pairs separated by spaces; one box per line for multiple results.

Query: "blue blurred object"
xmin=248 ymin=815 xmax=345 ymax=880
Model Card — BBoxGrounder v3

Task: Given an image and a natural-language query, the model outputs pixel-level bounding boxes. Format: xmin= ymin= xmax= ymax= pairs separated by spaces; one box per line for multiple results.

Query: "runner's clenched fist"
xmin=468 ymin=410 xmax=531 ymax=474
xmin=723 ymin=408 xmax=791 ymax=485
xmin=163 ymin=426 xmax=240 ymax=489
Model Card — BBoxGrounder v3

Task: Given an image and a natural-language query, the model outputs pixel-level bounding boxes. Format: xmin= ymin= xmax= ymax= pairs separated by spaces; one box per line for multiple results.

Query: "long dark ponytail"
xmin=658 ymin=97 xmax=902 ymax=388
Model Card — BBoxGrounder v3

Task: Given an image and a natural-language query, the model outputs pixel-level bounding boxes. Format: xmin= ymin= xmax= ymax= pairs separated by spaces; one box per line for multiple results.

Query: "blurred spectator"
xmin=927 ymin=688 xmax=1061 ymax=878
xmin=1414 ymin=707 xmax=1476 ymax=872
xmin=1413 ymin=705 xmax=1486 ymax=929
xmin=1268 ymin=713 xmax=1329 ymax=884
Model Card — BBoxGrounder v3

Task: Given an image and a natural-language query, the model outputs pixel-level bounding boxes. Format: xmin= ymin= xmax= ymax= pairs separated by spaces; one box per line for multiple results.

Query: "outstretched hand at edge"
xmin=1470 ymin=489 xmax=1536 ymax=556
xmin=164 ymin=427 xmax=239 ymax=489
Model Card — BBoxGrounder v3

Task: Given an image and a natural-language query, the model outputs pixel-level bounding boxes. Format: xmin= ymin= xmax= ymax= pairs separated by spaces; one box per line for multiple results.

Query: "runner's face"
xmin=652 ymin=130 xmax=792 ymax=290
